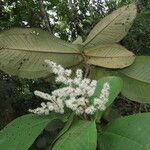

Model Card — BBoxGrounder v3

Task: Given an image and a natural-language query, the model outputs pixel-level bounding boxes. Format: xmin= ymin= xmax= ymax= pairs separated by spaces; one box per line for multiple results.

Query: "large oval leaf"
xmin=0 ymin=114 xmax=68 ymax=150
xmin=84 ymin=44 xmax=135 ymax=68
xmin=119 ymin=56 xmax=150 ymax=83
xmin=83 ymin=3 xmax=137 ymax=48
xmin=0 ymin=28 xmax=82 ymax=79
xmin=120 ymin=74 xmax=150 ymax=103
xmin=89 ymin=57 xmax=150 ymax=103
xmin=98 ymin=113 xmax=150 ymax=150
xmin=52 ymin=119 xmax=97 ymax=150
xmin=50 ymin=113 xmax=74 ymax=149
xmin=119 ymin=56 xmax=150 ymax=103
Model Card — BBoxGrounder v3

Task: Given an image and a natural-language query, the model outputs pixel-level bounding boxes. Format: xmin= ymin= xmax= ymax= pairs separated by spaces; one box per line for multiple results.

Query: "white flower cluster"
xmin=29 ymin=60 xmax=110 ymax=115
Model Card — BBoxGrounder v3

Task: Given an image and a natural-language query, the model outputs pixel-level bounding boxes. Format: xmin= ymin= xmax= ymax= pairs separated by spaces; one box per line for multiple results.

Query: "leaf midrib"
xmin=53 ymin=122 xmax=92 ymax=150
xmin=86 ymin=55 xmax=135 ymax=58
xmin=1 ymin=33 xmax=80 ymax=53
xmin=1 ymin=47 xmax=81 ymax=54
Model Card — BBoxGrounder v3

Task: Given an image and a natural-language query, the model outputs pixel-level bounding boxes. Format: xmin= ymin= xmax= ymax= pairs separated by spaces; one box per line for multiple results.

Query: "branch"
xmin=81 ymin=53 xmax=90 ymax=78
xmin=38 ymin=0 xmax=52 ymax=34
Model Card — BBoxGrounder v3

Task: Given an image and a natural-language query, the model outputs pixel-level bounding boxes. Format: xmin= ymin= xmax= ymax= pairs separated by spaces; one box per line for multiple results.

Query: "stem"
xmin=83 ymin=113 xmax=88 ymax=120
xmin=38 ymin=0 xmax=52 ymax=34
xmin=81 ymin=53 xmax=91 ymax=120
xmin=81 ymin=52 xmax=90 ymax=78
xmin=84 ymin=63 xmax=90 ymax=78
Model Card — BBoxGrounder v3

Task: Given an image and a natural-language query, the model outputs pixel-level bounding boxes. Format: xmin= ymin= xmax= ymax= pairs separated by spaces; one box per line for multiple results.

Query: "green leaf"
xmin=72 ymin=36 xmax=83 ymax=45
xmin=90 ymin=76 xmax=123 ymax=121
xmin=0 ymin=114 xmax=68 ymax=150
xmin=52 ymin=119 xmax=97 ymax=150
xmin=98 ymin=113 xmax=150 ymax=150
xmin=0 ymin=28 xmax=82 ymax=79
xmin=50 ymin=113 xmax=74 ymax=148
xmin=120 ymin=74 xmax=150 ymax=103
xmin=82 ymin=3 xmax=137 ymax=48
xmin=119 ymin=56 xmax=150 ymax=103
xmin=119 ymin=56 xmax=150 ymax=83
xmin=89 ymin=56 xmax=150 ymax=103
xmin=84 ymin=44 xmax=135 ymax=69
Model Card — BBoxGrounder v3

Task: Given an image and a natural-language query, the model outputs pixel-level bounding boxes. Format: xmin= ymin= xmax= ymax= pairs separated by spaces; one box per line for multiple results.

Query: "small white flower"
xmin=76 ymin=69 xmax=83 ymax=78
xmin=41 ymin=102 xmax=47 ymax=108
xmin=90 ymin=80 xmax=97 ymax=87
xmin=93 ymin=82 xmax=110 ymax=111
xmin=73 ymin=77 xmax=81 ymax=85
xmin=75 ymin=107 xmax=84 ymax=115
xmin=104 ymin=82 xmax=110 ymax=90
xmin=34 ymin=91 xmax=52 ymax=101
xmin=44 ymin=109 xmax=50 ymax=115
xmin=76 ymin=97 xmax=87 ymax=106
xmin=47 ymin=102 xmax=54 ymax=111
xmin=65 ymin=69 xmax=72 ymax=76
xmin=85 ymin=106 xmax=96 ymax=115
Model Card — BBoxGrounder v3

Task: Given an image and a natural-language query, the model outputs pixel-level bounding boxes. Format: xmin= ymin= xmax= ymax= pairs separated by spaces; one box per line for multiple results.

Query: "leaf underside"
xmin=84 ymin=44 xmax=135 ymax=68
xmin=83 ymin=3 xmax=137 ymax=48
xmin=0 ymin=28 xmax=82 ymax=79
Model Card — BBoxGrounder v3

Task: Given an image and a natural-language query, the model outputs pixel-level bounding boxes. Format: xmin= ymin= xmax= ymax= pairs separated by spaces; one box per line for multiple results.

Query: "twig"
xmin=84 ymin=63 xmax=90 ymax=78
xmin=38 ymin=0 xmax=52 ymax=34
xmin=81 ymin=52 xmax=90 ymax=78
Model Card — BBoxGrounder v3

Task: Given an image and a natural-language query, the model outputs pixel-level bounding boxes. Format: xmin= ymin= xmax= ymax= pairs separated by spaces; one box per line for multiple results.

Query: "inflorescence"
xmin=29 ymin=60 xmax=110 ymax=115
